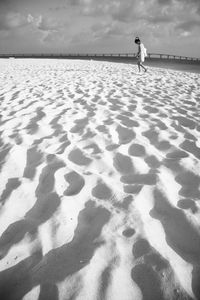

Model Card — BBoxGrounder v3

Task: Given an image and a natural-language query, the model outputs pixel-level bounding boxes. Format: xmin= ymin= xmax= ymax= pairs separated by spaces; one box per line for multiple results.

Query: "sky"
xmin=0 ymin=0 xmax=200 ymax=57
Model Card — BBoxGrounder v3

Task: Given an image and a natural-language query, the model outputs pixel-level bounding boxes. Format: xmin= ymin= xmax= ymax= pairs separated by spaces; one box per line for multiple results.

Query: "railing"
xmin=0 ymin=53 xmax=199 ymax=61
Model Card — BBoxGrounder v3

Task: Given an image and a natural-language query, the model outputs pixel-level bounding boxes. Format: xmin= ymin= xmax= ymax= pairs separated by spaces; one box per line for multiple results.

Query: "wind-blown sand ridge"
xmin=0 ymin=58 xmax=200 ymax=300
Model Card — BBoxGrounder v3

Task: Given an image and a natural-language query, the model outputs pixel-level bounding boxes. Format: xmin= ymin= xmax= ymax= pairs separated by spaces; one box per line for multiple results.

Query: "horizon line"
xmin=0 ymin=52 xmax=200 ymax=61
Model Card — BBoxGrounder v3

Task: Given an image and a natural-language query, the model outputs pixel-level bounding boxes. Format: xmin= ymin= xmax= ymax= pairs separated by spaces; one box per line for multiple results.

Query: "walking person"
xmin=135 ymin=37 xmax=147 ymax=73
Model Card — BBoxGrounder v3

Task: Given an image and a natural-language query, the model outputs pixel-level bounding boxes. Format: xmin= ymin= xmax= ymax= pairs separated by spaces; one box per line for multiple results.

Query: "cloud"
xmin=28 ymin=14 xmax=62 ymax=31
xmin=180 ymin=31 xmax=191 ymax=37
xmin=0 ymin=11 xmax=28 ymax=30
xmin=176 ymin=19 xmax=200 ymax=31
xmin=157 ymin=0 xmax=172 ymax=5
xmin=26 ymin=14 xmax=65 ymax=45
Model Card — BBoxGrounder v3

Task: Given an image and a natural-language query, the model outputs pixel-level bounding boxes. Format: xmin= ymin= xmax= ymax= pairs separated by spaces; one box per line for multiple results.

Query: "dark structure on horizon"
xmin=0 ymin=53 xmax=200 ymax=62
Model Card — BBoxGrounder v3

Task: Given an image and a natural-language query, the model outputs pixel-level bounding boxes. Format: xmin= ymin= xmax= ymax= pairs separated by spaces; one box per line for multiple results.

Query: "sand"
xmin=0 ymin=58 xmax=200 ymax=300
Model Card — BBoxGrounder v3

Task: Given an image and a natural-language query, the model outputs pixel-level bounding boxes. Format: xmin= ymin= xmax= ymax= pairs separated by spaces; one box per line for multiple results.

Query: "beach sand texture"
xmin=0 ymin=58 xmax=200 ymax=300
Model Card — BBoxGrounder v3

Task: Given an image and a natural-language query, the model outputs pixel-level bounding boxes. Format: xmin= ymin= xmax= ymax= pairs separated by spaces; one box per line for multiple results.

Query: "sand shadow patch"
xmin=0 ymin=144 xmax=11 ymax=172
xmin=106 ymin=144 xmax=120 ymax=151
xmin=132 ymin=239 xmax=151 ymax=259
xmin=116 ymin=125 xmax=136 ymax=145
xmin=25 ymin=107 xmax=46 ymax=135
xmin=180 ymin=140 xmax=200 ymax=159
xmin=121 ymin=174 xmax=157 ymax=185
xmin=123 ymin=185 xmax=143 ymax=194
xmin=143 ymin=106 xmax=159 ymax=114
xmin=156 ymin=140 xmax=172 ymax=151
xmin=173 ymin=116 xmax=196 ymax=130
xmin=166 ymin=149 xmax=189 ymax=160
xmin=30 ymin=200 xmax=110 ymax=283
xmin=68 ymin=148 xmax=92 ymax=166
xmin=0 ymin=251 xmax=42 ymax=300
xmin=156 ymin=118 xmax=168 ymax=130
xmin=142 ymin=128 xmax=172 ymax=152
xmin=122 ymin=228 xmax=135 ymax=238
xmin=184 ymin=132 xmax=197 ymax=141
xmin=116 ymin=115 xmax=139 ymax=128
xmin=150 ymin=188 xmax=200 ymax=264
xmin=26 ymin=192 xmax=61 ymax=224
xmin=114 ymin=195 xmax=133 ymax=210
xmin=96 ymin=125 xmax=110 ymax=137
xmin=144 ymin=155 xmax=161 ymax=169
xmin=0 ymin=192 xmax=61 ymax=259
xmin=0 ymin=178 xmax=21 ymax=205
xmin=70 ymin=117 xmax=88 ymax=135
xmin=142 ymin=128 xmax=159 ymax=145
xmin=99 ymin=263 xmax=113 ymax=300
xmin=64 ymin=171 xmax=85 ymax=196
xmin=56 ymin=141 xmax=71 ymax=154
xmin=113 ymin=152 xmax=134 ymax=174
xmin=0 ymin=219 xmax=37 ymax=259
xmin=82 ymin=129 xmax=96 ymax=139
xmin=128 ymin=143 xmax=146 ymax=157
xmin=92 ymin=180 xmax=112 ymax=200
xmin=131 ymin=264 xmax=165 ymax=300
xmin=177 ymin=199 xmax=198 ymax=214
xmin=175 ymin=171 xmax=200 ymax=199
xmin=38 ymin=282 xmax=59 ymax=300
xmin=23 ymin=146 xmax=44 ymax=179
xmin=50 ymin=115 xmax=64 ymax=136
xmin=36 ymin=155 xmax=65 ymax=197
xmin=84 ymin=143 xmax=101 ymax=155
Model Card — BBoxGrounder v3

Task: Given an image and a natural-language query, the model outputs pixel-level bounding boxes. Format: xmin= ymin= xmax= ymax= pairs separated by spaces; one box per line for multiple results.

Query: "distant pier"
xmin=0 ymin=53 xmax=200 ymax=62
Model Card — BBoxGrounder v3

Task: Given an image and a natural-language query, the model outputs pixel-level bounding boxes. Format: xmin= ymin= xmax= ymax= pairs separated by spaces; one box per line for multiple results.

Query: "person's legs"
xmin=137 ymin=61 xmax=141 ymax=72
xmin=140 ymin=62 xmax=147 ymax=72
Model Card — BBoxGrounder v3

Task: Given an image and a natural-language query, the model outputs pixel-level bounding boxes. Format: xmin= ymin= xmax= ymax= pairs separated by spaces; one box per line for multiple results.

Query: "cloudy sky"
xmin=0 ymin=0 xmax=200 ymax=57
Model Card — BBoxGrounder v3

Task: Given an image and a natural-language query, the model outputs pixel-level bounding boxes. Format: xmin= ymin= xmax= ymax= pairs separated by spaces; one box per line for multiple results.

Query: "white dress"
xmin=139 ymin=43 xmax=147 ymax=62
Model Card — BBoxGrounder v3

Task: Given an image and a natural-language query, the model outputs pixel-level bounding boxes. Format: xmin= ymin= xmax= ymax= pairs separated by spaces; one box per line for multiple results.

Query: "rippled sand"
xmin=0 ymin=59 xmax=200 ymax=300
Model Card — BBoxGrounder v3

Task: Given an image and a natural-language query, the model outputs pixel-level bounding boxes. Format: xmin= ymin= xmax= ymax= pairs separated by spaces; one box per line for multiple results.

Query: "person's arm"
xmin=137 ymin=45 xmax=141 ymax=57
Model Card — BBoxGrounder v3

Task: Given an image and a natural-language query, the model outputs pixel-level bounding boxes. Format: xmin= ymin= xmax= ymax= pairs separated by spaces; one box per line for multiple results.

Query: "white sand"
xmin=0 ymin=58 xmax=200 ymax=300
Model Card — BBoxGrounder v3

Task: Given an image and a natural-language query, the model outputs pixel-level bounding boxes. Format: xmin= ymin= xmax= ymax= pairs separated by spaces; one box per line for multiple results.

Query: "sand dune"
xmin=0 ymin=58 xmax=200 ymax=300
